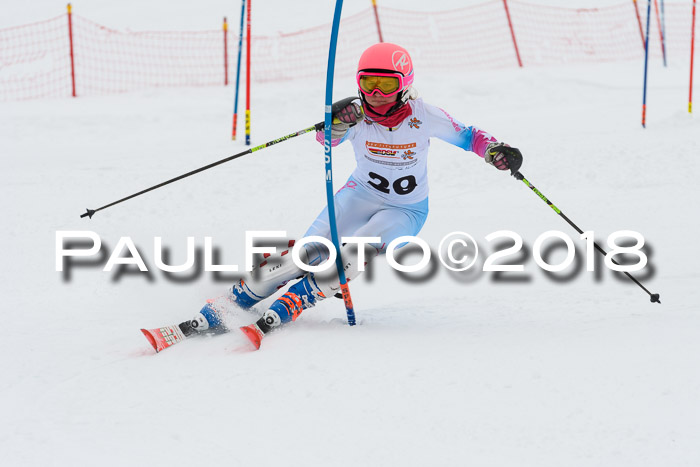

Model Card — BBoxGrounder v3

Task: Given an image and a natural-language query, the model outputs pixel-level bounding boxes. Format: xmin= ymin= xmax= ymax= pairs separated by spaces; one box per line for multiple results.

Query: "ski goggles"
xmin=357 ymin=71 xmax=412 ymax=97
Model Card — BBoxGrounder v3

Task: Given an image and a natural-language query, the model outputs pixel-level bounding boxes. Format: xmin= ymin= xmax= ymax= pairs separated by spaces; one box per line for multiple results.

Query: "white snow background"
xmin=1 ymin=1 xmax=699 ymax=466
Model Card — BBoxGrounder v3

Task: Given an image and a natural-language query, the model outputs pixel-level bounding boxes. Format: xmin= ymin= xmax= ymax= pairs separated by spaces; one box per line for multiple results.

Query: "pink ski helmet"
xmin=357 ymin=42 xmax=413 ymax=93
xmin=356 ymin=42 xmax=413 ymax=109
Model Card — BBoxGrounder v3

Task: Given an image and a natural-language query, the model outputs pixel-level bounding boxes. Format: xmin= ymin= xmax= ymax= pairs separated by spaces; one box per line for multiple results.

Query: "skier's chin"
xmin=365 ymin=94 xmax=397 ymax=107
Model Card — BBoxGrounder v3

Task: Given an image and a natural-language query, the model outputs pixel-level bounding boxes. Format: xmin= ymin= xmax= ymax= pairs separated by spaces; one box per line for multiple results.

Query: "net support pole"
xmin=653 ymin=0 xmax=667 ymax=66
xmin=502 ymin=0 xmax=523 ymax=67
xmin=660 ymin=0 xmax=667 ymax=64
xmin=691 ymin=0 xmax=697 ymax=113
xmin=371 ymin=0 xmax=384 ymax=43
xmin=223 ymin=17 xmax=229 ymax=85
xmin=633 ymin=0 xmax=646 ymax=49
xmin=67 ymin=3 xmax=76 ymax=97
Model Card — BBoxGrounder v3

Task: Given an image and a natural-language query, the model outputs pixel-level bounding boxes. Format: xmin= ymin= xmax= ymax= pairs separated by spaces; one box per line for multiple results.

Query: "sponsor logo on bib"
xmin=364 ymin=141 xmax=418 ymax=167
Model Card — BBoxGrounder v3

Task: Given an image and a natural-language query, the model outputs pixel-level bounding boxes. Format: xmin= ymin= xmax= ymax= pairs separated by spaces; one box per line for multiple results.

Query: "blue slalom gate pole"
xmin=324 ymin=0 xmax=356 ymax=325
xmin=231 ymin=0 xmax=246 ymax=140
xmin=642 ymin=0 xmax=651 ymax=128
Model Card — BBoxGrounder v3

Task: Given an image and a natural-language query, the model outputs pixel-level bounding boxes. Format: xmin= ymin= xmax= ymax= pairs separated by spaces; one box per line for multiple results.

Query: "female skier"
xmin=141 ymin=42 xmax=522 ymax=352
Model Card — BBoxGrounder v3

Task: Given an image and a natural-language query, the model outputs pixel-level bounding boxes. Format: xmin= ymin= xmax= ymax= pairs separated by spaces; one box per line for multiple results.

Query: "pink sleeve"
xmin=470 ymin=128 xmax=497 ymax=159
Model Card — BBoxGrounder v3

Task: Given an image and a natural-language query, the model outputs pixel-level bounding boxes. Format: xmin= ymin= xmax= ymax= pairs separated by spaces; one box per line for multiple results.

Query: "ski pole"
xmin=513 ymin=171 xmax=661 ymax=304
xmin=80 ymin=98 xmax=357 ymax=220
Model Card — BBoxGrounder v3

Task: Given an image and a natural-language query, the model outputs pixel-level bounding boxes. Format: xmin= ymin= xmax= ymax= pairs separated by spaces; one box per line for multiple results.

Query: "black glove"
xmin=485 ymin=142 xmax=523 ymax=176
xmin=331 ymin=99 xmax=364 ymax=139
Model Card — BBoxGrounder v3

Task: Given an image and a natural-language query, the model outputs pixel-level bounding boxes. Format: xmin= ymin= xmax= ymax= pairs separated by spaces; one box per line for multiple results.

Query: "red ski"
xmin=239 ymin=323 xmax=265 ymax=350
xmin=141 ymin=325 xmax=187 ymax=353
xmin=141 ymin=319 xmax=264 ymax=353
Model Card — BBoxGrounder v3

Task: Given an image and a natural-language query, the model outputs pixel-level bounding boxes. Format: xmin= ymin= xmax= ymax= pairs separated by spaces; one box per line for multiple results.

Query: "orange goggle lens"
xmin=359 ymin=75 xmax=400 ymax=95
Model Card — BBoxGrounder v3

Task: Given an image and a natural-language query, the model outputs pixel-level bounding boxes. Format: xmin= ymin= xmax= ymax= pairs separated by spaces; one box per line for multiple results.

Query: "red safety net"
xmin=0 ymin=1 xmax=696 ymax=101
xmin=0 ymin=16 xmax=72 ymax=100
xmin=72 ymin=16 xmax=225 ymax=95
xmin=510 ymin=1 xmax=694 ymax=65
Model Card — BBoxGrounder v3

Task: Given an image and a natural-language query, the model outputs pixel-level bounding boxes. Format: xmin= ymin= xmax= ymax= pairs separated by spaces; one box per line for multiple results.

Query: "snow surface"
xmin=2 ymin=1 xmax=700 ymax=466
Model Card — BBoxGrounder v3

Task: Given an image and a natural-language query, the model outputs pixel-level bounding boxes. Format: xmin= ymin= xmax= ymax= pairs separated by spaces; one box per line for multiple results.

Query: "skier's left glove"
xmin=331 ymin=100 xmax=364 ymax=139
xmin=485 ymin=142 xmax=523 ymax=176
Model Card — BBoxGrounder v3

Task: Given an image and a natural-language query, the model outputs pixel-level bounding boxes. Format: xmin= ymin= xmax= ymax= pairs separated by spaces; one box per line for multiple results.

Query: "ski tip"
xmin=141 ymin=328 xmax=160 ymax=353
xmin=239 ymin=324 xmax=263 ymax=351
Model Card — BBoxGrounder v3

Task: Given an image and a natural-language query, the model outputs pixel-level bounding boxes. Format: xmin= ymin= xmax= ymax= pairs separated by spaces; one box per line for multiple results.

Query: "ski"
xmin=141 ymin=323 xmax=191 ymax=353
xmin=239 ymin=323 xmax=265 ymax=350
xmin=141 ymin=321 xmax=263 ymax=353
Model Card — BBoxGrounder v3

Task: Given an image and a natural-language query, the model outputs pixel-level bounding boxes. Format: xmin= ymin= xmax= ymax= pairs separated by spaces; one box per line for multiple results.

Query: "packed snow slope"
xmin=2 ymin=3 xmax=700 ymax=467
